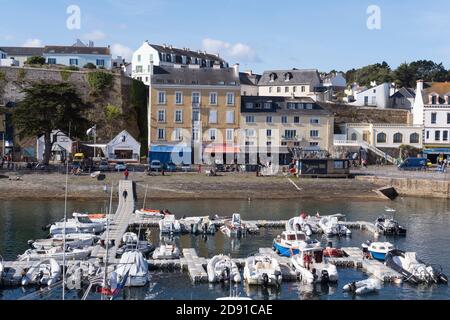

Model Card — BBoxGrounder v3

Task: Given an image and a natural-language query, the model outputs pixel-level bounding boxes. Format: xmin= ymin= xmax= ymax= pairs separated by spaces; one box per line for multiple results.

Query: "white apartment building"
xmin=132 ymin=41 xmax=229 ymax=85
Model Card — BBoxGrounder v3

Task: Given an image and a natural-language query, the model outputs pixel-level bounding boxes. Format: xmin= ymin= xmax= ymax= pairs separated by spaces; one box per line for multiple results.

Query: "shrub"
xmin=64 ymin=65 xmax=79 ymax=71
xmin=60 ymin=70 xmax=72 ymax=81
xmin=18 ymin=69 xmax=26 ymax=81
xmin=0 ymin=71 xmax=5 ymax=82
xmin=83 ymin=63 xmax=96 ymax=69
xmin=87 ymin=71 xmax=113 ymax=94
xmin=104 ymin=104 xmax=121 ymax=120
xmin=26 ymin=56 xmax=46 ymax=65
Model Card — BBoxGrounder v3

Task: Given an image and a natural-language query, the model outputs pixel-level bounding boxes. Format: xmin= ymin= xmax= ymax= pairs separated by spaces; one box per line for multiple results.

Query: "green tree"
xmin=393 ymin=63 xmax=416 ymax=87
xmin=13 ymin=83 xmax=89 ymax=165
xmin=409 ymin=60 xmax=447 ymax=82
xmin=26 ymin=56 xmax=45 ymax=65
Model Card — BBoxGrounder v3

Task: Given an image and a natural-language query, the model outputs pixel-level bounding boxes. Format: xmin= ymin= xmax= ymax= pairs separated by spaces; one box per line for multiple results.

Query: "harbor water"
xmin=1 ymin=197 xmax=449 ymax=300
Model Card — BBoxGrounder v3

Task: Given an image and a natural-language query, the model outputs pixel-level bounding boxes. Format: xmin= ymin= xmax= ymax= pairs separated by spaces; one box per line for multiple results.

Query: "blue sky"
xmin=1 ymin=0 xmax=450 ymax=73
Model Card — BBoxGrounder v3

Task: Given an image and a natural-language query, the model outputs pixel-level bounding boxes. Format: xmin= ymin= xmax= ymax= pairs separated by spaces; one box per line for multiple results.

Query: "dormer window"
xmin=430 ymin=94 xmax=438 ymax=105
xmin=269 ymin=73 xmax=277 ymax=82
xmin=284 ymin=72 xmax=293 ymax=82
xmin=446 ymin=94 xmax=450 ymax=105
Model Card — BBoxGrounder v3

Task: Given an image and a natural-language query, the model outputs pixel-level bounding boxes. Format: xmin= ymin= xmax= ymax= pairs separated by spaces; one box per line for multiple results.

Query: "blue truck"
xmin=398 ymin=157 xmax=430 ymax=170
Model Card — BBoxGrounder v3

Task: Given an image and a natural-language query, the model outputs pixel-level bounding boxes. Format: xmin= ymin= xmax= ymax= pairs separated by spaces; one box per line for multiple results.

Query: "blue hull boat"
xmin=273 ymin=241 xmax=299 ymax=257
xmin=369 ymin=250 xmax=388 ymax=261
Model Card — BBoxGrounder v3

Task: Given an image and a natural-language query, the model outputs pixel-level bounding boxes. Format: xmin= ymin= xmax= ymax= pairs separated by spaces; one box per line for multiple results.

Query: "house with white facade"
xmin=322 ymin=72 xmax=347 ymax=91
xmin=390 ymin=87 xmax=415 ymax=110
xmin=44 ymin=40 xmax=112 ymax=69
xmin=413 ymin=80 xmax=450 ymax=159
xmin=0 ymin=46 xmax=44 ymax=67
xmin=350 ymin=82 xmax=391 ymax=108
xmin=257 ymin=69 xmax=325 ymax=101
xmin=37 ymin=130 xmax=73 ymax=162
xmin=105 ymin=130 xmax=141 ymax=163
xmin=132 ymin=41 xmax=229 ymax=85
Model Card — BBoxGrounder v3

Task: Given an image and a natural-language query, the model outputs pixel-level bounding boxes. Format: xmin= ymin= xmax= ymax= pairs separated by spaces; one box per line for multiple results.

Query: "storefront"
xmin=423 ymin=148 xmax=450 ymax=163
xmin=149 ymin=145 xmax=191 ymax=165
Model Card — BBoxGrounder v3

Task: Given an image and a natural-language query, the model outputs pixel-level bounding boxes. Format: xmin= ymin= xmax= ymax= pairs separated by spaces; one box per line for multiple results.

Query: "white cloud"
xmin=22 ymin=38 xmax=43 ymax=47
xmin=111 ymin=43 xmax=134 ymax=61
xmin=82 ymin=30 xmax=107 ymax=41
xmin=202 ymin=38 xmax=261 ymax=63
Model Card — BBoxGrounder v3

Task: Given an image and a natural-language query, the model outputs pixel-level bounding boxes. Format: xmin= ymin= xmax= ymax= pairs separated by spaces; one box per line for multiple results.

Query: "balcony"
xmin=192 ymin=102 xmax=200 ymax=108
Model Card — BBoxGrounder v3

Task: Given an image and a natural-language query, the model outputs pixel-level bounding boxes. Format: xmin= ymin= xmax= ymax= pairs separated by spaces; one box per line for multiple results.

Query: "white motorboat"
xmin=286 ymin=215 xmax=315 ymax=236
xmin=116 ymin=232 xmax=155 ymax=258
xmin=135 ymin=209 xmax=165 ymax=219
xmin=375 ymin=216 xmax=407 ymax=236
xmin=18 ymin=246 xmax=92 ymax=261
xmin=159 ymin=215 xmax=182 ymax=234
xmin=73 ymin=212 xmax=110 ymax=225
xmin=21 ymin=259 xmax=61 ymax=286
xmin=319 ymin=216 xmax=351 ymax=237
xmin=152 ymin=243 xmax=180 ymax=260
xmin=343 ymin=278 xmax=381 ymax=295
xmin=207 ymin=255 xmax=242 ymax=283
xmin=273 ymin=231 xmax=320 ymax=257
xmin=180 ymin=216 xmax=217 ymax=235
xmin=29 ymin=233 xmax=98 ymax=250
xmin=362 ymin=241 xmax=395 ymax=261
xmin=220 ymin=213 xmax=246 ymax=238
xmin=385 ymin=250 xmax=448 ymax=285
xmin=243 ymin=255 xmax=282 ymax=286
xmin=110 ymin=251 xmax=149 ymax=287
xmin=50 ymin=214 xmax=105 ymax=235
xmin=291 ymin=244 xmax=338 ymax=284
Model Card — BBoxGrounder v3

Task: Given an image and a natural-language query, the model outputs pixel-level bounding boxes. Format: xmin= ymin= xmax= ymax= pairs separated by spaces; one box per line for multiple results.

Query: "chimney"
xmin=245 ymin=70 xmax=253 ymax=76
xmin=417 ymin=79 xmax=424 ymax=92
xmin=232 ymin=63 xmax=240 ymax=78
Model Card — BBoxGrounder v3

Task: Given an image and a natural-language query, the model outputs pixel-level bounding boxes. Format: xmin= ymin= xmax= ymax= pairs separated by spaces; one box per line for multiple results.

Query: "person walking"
xmin=123 ymin=190 xmax=128 ymax=200
xmin=124 ymin=168 xmax=129 ymax=180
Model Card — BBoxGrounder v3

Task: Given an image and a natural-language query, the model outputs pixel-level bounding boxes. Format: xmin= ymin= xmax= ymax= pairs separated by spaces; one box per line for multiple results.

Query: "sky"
xmin=1 ymin=0 xmax=450 ymax=74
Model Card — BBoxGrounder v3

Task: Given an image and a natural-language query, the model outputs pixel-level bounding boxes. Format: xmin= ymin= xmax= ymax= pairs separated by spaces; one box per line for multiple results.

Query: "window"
xmin=310 ymin=118 xmax=320 ymax=124
xmin=137 ymin=55 xmax=141 ymax=62
xmin=245 ymin=102 xmax=253 ymax=109
xmin=294 ymin=116 xmax=300 ymax=124
xmin=175 ymin=92 xmax=183 ymax=105
xmin=227 ymin=93 xmax=235 ymax=105
xmin=310 ymin=142 xmax=319 ymax=146
xmin=192 ymin=92 xmax=200 ymax=105
xmin=410 ymin=133 xmax=419 ymax=144
xmin=175 ymin=110 xmax=183 ymax=123
xmin=245 ymin=129 xmax=256 ymax=137
xmin=246 ymin=115 xmax=255 ymax=123
xmin=377 ymin=132 xmax=387 ymax=143
xmin=96 ymin=59 xmax=105 ymax=67
xmin=431 ymin=113 xmax=437 ymax=124
xmin=444 ymin=131 xmax=449 ymax=141
xmin=277 ymin=87 xmax=281 ymax=93
xmin=269 ymin=87 xmax=273 ymax=93
xmin=301 ymin=86 xmax=305 ymax=92
xmin=285 ymin=87 xmax=289 ymax=93
xmin=209 ymin=129 xmax=217 ymax=141
xmin=226 ymin=129 xmax=234 ymax=142
xmin=209 ymin=110 xmax=218 ymax=124
xmin=122 ymin=135 xmax=126 ymax=142
xmin=158 ymin=91 xmax=166 ymax=104
xmin=293 ymin=86 xmax=296 ymax=93
xmin=192 ymin=110 xmax=200 ymax=122
xmin=351 ymin=133 xmax=357 ymax=141
xmin=393 ymin=133 xmax=403 ymax=143
xmin=306 ymin=104 xmax=313 ymax=110
xmin=157 ymin=128 xmax=165 ymax=140
xmin=209 ymin=92 xmax=218 ymax=105
xmin=226 ymin=111 xmax=235 ymax=124
xmin=447 ymin=113 xmax=450 ymax=124
xmin=48 ymin=58 xmax=56 ymax=64
xmin=157 ymin=110 xmax=166 ymax=122
xmin=426 ymin=131 xmax=430 ymax=140
xmin=192 ymin=128 xmax=199 ymax=141
xmin=284 ymin=130 xmax=296 ymax=140
xmin=136 ymin=65 xmax=143 ymax=73
xmin=264 ymin=102 xmax=271 ymax=109
xmin=69 ymin=59 xmax=78 ymax=66
xmin=267 ymin=129 xmax=272 ymax=137
xmin=310 ymin=130 xmax=319 ymax=138
xmin=266 ymin=116 xmax=273 ymax=124
xmin=281 ymin=116 xmax=288 ymax=124
xmin=435 ymin=130 xmax=441 ymax=141
xmin=173 ymin=128 xmax=182 ymax=141
xmin=431 ymin=96 xmax=437 ymax=104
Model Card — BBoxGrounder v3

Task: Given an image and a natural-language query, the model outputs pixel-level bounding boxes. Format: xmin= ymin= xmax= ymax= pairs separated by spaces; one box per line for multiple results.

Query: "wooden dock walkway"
xmin=327 ymin=247 xmax=403 ymax=283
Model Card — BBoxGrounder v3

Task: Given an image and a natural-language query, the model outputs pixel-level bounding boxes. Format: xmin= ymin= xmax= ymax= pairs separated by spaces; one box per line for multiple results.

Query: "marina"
xmin=1 ymin=180 xmax=449 ymax=300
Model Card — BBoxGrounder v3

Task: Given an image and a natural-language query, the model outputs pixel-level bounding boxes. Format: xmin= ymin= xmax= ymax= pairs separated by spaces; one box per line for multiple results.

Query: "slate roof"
xmin=258 ymin=69 xmax=322 ymax=86
xmin=391 ymin=87 xmax=415 ymax=99
xmin=241 ymin=96 xmax=331 ymax=115
xmin=151 ymin=66 xmax=239 ymax=86
xmin=0 ymin=47 xmax=45 ymax=56
xmin=149 ymin=44 xmax=225 ymax=63
xmin=421 ymin=82 xmax=450 ymax=104
xmin=44 ymin=46 xmax=111 ymax=55
xmin=239 ymin=72 xmax=261 ymax=86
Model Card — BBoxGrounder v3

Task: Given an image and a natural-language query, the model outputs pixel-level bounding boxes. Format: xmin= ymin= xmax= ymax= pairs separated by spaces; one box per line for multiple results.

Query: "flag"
xmin=86 ymin=125 xmax=97 ymax=137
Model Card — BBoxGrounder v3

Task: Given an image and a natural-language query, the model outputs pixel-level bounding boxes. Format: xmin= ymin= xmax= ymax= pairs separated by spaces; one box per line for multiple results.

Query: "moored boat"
xmin=375 ymin=216 xmax=406 ymax=236
xmin=135 ymin=208 xmax=165 ymax=219
xmin=220 ymin=213 xmax=246 ymax=238
xmin=343 ymin=278 xmax=381 ymax=295
xmin=291 ymin=244 xmax=338 ymax=284
xmin=319 ymin=216 xmax=351 ymax=237
xmin=152 ymin=243 xmax=180 ymax=260
xmin=21 ymin=259 xmax=61 ymax=286
xmin=159 ymin=215 xmax=182 ymax=234
xmin=207 ymin=254 xmax=241 ymax=283
xmin=243 ymin=255 xmax=282 ymax=286
xmin=18 ymin=246 xmax=92 ymax=262
xmin=363 ymin=241 xmax=395 ymax=261
xmin=272 ymin=231 xmax=319 ymax=257
xmin=29 ymin=233 xmax=98 ymax=250
xmin=111 ymin=251 xmax=149 ymax=287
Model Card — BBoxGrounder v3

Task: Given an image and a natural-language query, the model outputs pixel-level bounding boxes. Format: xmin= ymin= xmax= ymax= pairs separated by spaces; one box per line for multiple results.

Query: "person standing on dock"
xmin=123 ymin=190 xmax=128 ymax=200
xmin=124 ymin=168 xmax=129 ymax=180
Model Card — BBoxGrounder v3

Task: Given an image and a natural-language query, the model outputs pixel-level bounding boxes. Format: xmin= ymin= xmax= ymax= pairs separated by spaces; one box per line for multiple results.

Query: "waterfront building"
xmin=148 ymin=63 xmax=241 ymax=164
xmin=240 ymin=96 xmax=334 ymax=165
xmin=104 ymin=130 xmax=141 ymax=163
xmin=132 ymin=41 xmax=228 ymax=86
xmin=239 ymin=70 xmax=261 ymax=96
xmin=257 ymin=69 xmax=326 ymax=101
xmin=413 ymin=80 xmax=450 ymax=159
xmin=0 ymin=46 xmax=44 ymax=67
xmin=36 ymin=130 xmax=73 ymax=162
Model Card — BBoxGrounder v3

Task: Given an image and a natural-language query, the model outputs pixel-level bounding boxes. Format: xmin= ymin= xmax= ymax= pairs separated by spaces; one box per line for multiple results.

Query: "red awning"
xmin=204 ymin=144 xmax=241 ymax=154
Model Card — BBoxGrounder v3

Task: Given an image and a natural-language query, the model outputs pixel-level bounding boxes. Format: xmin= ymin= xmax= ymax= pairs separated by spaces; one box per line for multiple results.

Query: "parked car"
xmin=115 ymin=161 xmax=127 ymax=171
xmin=164 ymin=162 xmax=177 ymax=172
xmin=150 ymin=160 xmax=162 ymax=171
xmin=398 ymin=157 xmax=430 ymax=170
xmin=99 ymin=161 xmax=110 ymax=172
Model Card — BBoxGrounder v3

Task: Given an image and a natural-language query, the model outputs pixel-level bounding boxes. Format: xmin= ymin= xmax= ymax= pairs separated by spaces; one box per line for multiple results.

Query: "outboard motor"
xmin=275 ymin=270 xmax=282 ymax=285
xmin=312 ymin=269 xmax=318 ymax=282
xmin=262 ymin=273 xmax=269 ymax=286
xmin=321 ymin=270 xmax=330 ymax=283
xmin=27 ymin=240 xmax=35 ymax=249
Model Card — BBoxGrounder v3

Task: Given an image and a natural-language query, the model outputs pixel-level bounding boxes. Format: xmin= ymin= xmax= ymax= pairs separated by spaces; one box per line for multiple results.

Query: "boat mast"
xmin=102 ymin=182 xmax=114 ymax=299
xmin=62 ymin=122 xmax=71 ymax=301
xmin=143 ymin=184 xmax=148 ymax=209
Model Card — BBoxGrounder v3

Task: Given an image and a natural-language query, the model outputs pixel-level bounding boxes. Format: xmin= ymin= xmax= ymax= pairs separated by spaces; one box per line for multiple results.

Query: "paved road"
xmin=352 ymin=165 xmax=450 ymax=181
